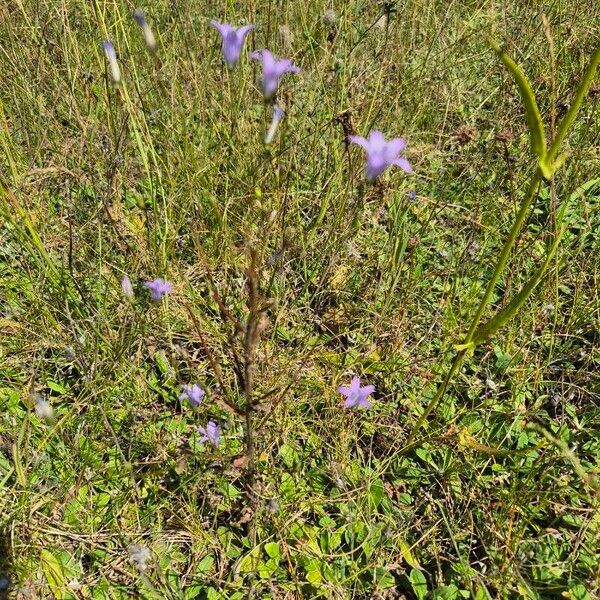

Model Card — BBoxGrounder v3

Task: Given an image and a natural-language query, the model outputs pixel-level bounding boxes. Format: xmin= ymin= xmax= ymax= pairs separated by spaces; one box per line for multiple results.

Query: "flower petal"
xmin=209 ymin=20 xmax=232 ymax=38
xmin=393 ymin=157 xmax=413 ymax=173
xmin=361 ymin=385 xmax=375 ymax=396
xmin=348 ymin=135 xmax=369 ymax=150
xmin=386 ymin=137 xmax=406 ymax=157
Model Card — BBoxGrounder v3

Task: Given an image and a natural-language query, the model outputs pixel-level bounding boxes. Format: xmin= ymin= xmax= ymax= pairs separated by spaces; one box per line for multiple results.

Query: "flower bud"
xmin=133 ymin=9 xmax=157 ymax=52
xmin=102 ymin=41 xmax=121 ymax=84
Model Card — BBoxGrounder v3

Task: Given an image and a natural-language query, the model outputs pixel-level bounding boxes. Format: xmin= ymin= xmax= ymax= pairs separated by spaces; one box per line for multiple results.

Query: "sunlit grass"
xmin=1 ymin=1 xmax=599 ymax=598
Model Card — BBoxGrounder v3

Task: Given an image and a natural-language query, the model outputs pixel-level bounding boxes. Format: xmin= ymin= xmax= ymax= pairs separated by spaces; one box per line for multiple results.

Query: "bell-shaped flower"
xmin=179 ymin=383 xmax=205 ymax=407
xmin=338 ymin=376 xmax=375 ymax=409
xmin=197 ymin=421 xmax=221 ymax=446
xmin=251 ymin=49 xmax=300 ymax=99
xmin=210 ymin=21 xmax=254 ymax=68
xmin=143 ymin=278 xmax=173 ymax=302
xmin=349 ymin=130 xmax=412 ymax=181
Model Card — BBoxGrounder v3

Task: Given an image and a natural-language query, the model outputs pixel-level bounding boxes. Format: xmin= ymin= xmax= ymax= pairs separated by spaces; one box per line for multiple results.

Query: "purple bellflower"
xmin=349 ymin=130 xmax=412 ymax=181
xmin=143 ymin=278 xmax=173 ymax=302
xmin=338 ymin=376 xmax=375 ymax=409
xmin=251 ymin=49 xmax=300 ymax=99
xmin=179 ymin=383 xmax=205 ymax=407
xmin=210 ymin=21 xmax=254 ymax=68
xmin=197 ymin=421 xmax=221 ymax=446
xmin=102 ymin=40 xmax=121 ymax=84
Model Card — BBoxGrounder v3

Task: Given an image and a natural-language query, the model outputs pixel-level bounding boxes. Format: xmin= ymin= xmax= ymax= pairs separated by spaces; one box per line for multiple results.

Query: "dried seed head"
xmin=323 ymin=9 xmax=337 ymax=26
xmin=33 ymin=394 xmax=55 ymax=423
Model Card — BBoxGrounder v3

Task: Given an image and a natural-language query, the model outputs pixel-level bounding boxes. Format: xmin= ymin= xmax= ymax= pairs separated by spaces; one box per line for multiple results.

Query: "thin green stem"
xmin=405 ymin=42 xmax=600 ymax=447
xmin=465 ymin=169 xmax=543 ymax=340
xmin=406 ymin=168 xmax=542 ymax=445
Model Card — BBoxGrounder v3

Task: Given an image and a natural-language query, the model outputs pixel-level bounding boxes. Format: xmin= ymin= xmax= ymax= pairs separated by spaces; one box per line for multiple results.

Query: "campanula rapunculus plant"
xmin=349 ymin=130 xmax=412 ymax=181
xmin=102 ymin=40 xmax=121 ymax=84
xmin=143 ymin=278 xmax=172 ymax=302
xmin=251 ymin=49 xmax=300 ymax=99
xmin=197 ymin=421 xmax=221 ymax=446
xmin=210 ymin=21 xmax=254 ymax=68
xmin=179 ymin=384 xmax=205 ymax=407
xmin=338 ymin=377 xmax=375 ymax=409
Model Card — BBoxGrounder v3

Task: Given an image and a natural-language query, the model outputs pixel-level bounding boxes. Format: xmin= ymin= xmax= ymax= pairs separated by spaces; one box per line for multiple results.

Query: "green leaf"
xmin=46 ymin=380 xmax=67 ymax=394
xmin=564 ymin=583 xmax=591 ymax=600
xmin=195 ymin=554 xmax=214 ymax=574
xmin=264 ymin=542 xmax=281 ymax=559
xmin=409 ymin=569 xmax=428 ymax=600
xmin=237 ymin=547 xmax=261 ymax=573
xmin=40 ymin=549 xmax=66 ymax=600
xmin=399 ymin=539 xmax=422 ymax=570
xmin=306 ymin=568 xmax=323 ymax=584
xmin=490 ymin=39 xmax=546 ymax=158
xmin=368 ymin=479 xmax=384 ymax=509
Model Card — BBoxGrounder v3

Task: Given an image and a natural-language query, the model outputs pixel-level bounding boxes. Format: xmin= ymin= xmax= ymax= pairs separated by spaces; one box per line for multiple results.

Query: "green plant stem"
xmin=545 ymin=44 xmax=600 ymax=165
xmin=406 ymin=168 xmax=542 ymax=445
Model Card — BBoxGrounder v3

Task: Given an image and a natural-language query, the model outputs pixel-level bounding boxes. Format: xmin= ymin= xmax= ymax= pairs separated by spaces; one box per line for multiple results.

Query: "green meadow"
xmin=0 ymin=1 xmax=599 ymax=598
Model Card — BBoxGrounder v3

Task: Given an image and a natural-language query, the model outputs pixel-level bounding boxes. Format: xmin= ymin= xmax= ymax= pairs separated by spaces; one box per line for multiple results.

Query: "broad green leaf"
xmin=40 ymin=549 xmax=66 ymax=600
xmin=264 ymin=542 xmax=281 ymax=559
xmin=409 ymin=569 xmax=428 ymax=600
xmin=237 ymin=547 xmax=261 ymax=573
xmin=399 ymin=539 xmax=422 ymax=570
xmin=368 ymin=479 xmax=384 ymax=509
xmin=195 ymin=554 xmax=214 ymax=574
xmin=490 ymin=39 xmax=546 ymax=158
xmin=306 ymin=568 xmax=322 ymax=584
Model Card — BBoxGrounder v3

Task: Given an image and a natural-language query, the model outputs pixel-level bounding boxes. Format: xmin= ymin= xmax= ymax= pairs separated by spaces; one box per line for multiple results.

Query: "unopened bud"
xmin=102 ymin=41 xmax=121 ymax=84
xmin=121 ymin=275 xmax=135 ymax=301
xmin=264 ymin=105 xmax=285 ymax=145
xmin=133 ymin=9 xmax=157 ymax=52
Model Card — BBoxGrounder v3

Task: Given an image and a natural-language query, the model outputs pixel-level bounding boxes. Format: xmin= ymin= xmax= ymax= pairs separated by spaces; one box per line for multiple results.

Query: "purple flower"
xmin=407 ymin=190 xmax=417 ymax=200
xmin=210 ymin=21 xmax=254 ymax=68
xmin=338 ymin=376 xmax=375 ymax=409
xmin=197 ymin=421 xmax=221 ymax=446
xmin=349 ymin=130 xmax=412 ymax=181
xmin=102 ymin=40 xmax=121 ymax=84
xmin=179 ymin=383 xmax=205 ymax=407
xmin=143 ymin=278 xmax=173 ymax=302
xmin=251 ymin=49 xmax=300 ymax=99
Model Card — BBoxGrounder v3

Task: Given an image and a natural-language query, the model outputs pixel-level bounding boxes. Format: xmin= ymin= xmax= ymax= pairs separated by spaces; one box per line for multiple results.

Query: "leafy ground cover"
xmin=0 ymin=1 xmax=598 ymax=598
